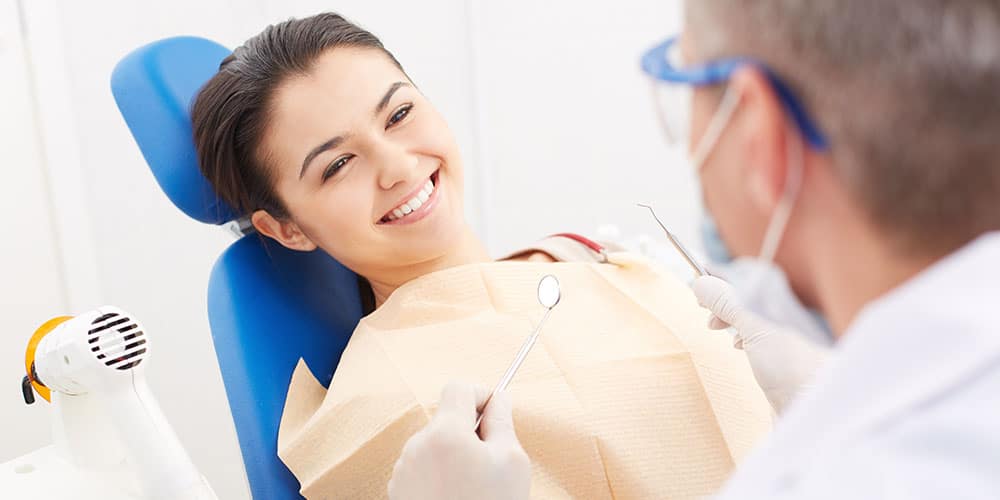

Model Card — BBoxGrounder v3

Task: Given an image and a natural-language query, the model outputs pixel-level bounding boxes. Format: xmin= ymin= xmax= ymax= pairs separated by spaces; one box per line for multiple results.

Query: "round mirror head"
xmin=537 ymin=275 xmax=561 ymax=309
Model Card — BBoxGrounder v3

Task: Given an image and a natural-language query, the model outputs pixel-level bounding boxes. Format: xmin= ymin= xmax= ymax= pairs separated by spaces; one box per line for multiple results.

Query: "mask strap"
xmin=648 ymin=81 xmax=685 ymax=144
xmin=692 ymin=86 xmax=743 ymax=170
xmin=757 ymin=129 xmax=804 ymax=263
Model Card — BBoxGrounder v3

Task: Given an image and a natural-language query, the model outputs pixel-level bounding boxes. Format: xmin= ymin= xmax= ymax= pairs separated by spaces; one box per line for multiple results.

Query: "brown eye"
xmin=387 ymin=104 xmax=413 ymax=128
xmin=323 ymin=154 xmax=354 ymax=181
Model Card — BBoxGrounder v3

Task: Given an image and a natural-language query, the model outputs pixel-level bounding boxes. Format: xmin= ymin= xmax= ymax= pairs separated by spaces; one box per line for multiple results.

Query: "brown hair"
xmin=191 ymin=12 xmax=404 ymax=220
xmin=690 ymin=1 xmax=1000 ymax=255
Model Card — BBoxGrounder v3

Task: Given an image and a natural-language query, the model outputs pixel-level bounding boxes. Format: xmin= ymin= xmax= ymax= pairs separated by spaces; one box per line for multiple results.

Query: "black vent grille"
xmin=88 ymin=312 xmax=148 ymax=371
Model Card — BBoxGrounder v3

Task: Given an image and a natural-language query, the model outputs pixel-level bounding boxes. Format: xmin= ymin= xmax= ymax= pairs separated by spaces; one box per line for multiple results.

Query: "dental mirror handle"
xmin=474 ymin=307 xmax=553 ymax=432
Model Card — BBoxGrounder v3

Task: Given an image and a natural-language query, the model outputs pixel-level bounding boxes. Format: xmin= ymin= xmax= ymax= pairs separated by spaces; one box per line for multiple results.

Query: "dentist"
xmin=388 ymin=0 xmax=1000 ymax=498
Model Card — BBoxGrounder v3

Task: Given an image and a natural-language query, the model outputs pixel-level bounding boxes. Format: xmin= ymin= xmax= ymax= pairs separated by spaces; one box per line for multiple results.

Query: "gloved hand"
xmin=388 ymin=383 xmax=531 ymax=500
xmin=692 ymin=275 xmax=829 ymax=414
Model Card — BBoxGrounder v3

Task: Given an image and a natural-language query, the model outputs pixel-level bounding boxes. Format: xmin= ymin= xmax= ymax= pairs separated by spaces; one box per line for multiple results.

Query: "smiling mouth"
xmin=379 ymin=170 xmax=440 ymax=224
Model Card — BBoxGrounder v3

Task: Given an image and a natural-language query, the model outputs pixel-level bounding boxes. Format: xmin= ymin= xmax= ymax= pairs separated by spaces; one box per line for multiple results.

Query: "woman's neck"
xmin=368 ymin=228 xmax=491 ymax=308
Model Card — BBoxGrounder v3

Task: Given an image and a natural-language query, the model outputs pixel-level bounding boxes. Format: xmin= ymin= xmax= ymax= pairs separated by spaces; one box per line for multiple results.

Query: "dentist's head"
xmin=670 ymin=0 xmax=1000 ymax=335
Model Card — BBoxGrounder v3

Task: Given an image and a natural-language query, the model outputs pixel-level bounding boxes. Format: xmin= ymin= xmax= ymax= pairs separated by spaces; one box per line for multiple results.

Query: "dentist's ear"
xmin=729 ymin=66 xmax=792 ymax=214
xmin=252 ymin=210 xmax=319 ymax=251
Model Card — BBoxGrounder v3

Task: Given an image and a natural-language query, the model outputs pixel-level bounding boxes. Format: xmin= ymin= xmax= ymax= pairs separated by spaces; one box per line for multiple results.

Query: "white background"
xmin=0 ymin=1 xmax=691 ymax=498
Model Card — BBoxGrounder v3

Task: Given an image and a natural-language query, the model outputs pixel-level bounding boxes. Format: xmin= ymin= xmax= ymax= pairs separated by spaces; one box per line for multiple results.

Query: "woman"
xmin=192 ymin=12 xmax=771 ymax=499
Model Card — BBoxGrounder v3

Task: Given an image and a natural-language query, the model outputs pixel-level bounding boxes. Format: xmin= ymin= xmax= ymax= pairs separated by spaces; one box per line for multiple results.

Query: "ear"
xmin=729 ymin=66 xmax=790 ymax=213
xmin=251 ymin=210 xmax=318 ymax=252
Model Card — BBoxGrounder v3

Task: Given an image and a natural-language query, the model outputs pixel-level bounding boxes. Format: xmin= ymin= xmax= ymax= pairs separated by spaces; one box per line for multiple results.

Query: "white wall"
xmin=1 ymin=1 xmax=690 ymax=498
xmin=0 ymin=0 xmax=68 ymax=467
xmin=471 ymin=1 xmax=695 ymax=256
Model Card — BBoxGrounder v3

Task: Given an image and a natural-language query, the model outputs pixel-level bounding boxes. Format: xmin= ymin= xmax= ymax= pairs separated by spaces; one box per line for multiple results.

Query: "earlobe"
xmin=251 ymin=210 xmax=318 ymax=252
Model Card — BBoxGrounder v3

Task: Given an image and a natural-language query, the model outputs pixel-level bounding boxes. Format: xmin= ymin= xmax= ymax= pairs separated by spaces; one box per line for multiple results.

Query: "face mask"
xmin=699 ymin=214 xmax=733 ymax=265
xmin=687 ymin=86 xmax=835 ymax=346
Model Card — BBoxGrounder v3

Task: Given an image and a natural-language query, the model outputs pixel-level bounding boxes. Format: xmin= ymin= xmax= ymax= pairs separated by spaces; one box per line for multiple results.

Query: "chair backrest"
xmin=112 ymin=36 xmax=362 ymax=499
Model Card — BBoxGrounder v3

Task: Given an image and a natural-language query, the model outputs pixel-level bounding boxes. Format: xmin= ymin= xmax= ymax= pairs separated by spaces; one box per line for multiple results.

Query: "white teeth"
xmin=384 ymin=175 xmax=437 ymax=222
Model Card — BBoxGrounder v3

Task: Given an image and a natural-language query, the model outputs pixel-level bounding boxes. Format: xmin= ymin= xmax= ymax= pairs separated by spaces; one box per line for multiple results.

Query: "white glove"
xmin=388 ymin=383 xmax=531 ymax=500
xmin=692 ymin=275 xmax=828 ymax=414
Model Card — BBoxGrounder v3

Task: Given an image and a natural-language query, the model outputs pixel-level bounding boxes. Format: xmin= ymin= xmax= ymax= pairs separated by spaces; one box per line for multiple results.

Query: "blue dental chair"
xmin=111 ymin=37 xmax=364 ymax=500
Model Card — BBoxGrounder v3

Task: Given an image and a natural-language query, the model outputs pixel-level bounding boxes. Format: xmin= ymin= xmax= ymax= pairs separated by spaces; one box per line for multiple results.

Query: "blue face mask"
xmin=699 ymin=210 xmax=836 ymax=345
xmin=699 ymin=213 xmax=734 ymax=265
xmin=678 ymin=82 xmax=835 ymax=344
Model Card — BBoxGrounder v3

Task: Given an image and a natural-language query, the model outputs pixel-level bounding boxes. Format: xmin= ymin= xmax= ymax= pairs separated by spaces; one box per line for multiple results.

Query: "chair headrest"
xmin=111 ymin=36 xmax=238 ymax=224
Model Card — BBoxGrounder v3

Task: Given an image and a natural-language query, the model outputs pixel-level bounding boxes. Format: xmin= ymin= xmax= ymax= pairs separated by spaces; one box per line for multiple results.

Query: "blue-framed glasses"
xmin=641 ymin=36 xmax=829 ymax=150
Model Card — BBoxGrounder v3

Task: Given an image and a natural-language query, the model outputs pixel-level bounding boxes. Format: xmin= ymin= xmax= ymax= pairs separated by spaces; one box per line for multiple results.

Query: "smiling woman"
xmin=192 ymin=16 xmax=486 ymax=308
xmin=191 ymin=12 xmax=773 ymax=499
xmin=249 ymin=43 xmax=484 ymax=307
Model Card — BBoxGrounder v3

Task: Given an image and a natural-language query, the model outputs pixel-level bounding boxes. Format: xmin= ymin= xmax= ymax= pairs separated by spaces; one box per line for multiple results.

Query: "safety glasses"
xmin=640 ymin=36 xmax=829 ymax=151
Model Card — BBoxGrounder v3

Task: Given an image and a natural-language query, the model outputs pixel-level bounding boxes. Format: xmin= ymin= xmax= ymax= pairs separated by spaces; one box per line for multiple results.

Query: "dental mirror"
xmin=475 ymin=275 xmax=561 ymax=433
xmin=537 ymin=275 xmax=561 ymax=309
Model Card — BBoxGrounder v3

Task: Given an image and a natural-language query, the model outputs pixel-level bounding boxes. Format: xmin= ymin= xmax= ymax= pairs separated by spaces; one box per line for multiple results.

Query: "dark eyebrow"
xmin=299 ymin=82 xmax=410 ymax=180
xmin=375 ymin=81 xmax=410 ymax=116
xmin=300 ymin=135 xmax=347 ymax=179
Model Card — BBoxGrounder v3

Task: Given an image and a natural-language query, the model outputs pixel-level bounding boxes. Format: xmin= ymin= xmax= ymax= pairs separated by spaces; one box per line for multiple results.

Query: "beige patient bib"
xmin=278 ymin=252 xmax=772 ymax=499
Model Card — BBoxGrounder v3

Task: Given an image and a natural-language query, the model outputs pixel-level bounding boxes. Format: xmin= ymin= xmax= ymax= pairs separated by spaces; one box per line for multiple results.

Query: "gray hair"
xmin=688 ymin=1 xmax=1000 ymax=254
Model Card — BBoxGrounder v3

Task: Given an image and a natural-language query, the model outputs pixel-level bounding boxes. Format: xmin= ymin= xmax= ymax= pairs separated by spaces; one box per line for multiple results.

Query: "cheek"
xmin=410 ymin=112 xmax=466 ymax=206
xmin=292 ymin=183 xmax=373 ymax=247
xmin=701 ymin=146 xmax=766 ymax=256
xmin=419 ymin=112 xmax=463 ymax=171
xmin=701 ymin=169 xmax=744 ymax=255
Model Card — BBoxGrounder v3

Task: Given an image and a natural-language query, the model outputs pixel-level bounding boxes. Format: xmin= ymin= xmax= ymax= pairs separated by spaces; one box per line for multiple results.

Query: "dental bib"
xmin=277 ymin=251 xmax=772 ymax=499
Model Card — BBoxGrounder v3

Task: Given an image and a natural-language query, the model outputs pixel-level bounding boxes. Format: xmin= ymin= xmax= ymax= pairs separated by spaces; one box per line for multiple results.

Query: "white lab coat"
xmin=716 ymin=231 xmax=1000 ymax=499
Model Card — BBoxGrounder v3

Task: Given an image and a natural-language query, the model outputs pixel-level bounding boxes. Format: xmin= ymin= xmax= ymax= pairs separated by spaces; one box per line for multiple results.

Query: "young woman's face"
xmin=257 ymin=47 xmax=467 ymax=278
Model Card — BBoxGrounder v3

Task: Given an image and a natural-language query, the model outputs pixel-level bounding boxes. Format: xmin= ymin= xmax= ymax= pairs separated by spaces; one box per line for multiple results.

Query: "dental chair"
xmin=111 ymin=36 xmax=363 ymax=500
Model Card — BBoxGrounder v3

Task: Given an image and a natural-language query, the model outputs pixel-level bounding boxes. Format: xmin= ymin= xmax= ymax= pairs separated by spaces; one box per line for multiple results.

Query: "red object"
xmin=549 ymin=233 xmax=609 ymax=263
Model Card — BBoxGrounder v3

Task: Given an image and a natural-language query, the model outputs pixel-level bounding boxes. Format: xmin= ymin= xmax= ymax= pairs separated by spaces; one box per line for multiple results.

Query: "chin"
xmin=421 ymin=219 xmax=465 ymax=250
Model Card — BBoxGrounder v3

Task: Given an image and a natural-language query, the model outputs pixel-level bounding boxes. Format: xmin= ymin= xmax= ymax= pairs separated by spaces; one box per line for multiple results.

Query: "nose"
xmin=374 ymin=140 xmax=420 ymax=191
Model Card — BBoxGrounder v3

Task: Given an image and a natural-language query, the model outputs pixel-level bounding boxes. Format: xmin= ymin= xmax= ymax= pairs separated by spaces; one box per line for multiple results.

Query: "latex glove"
xmin=692 ymin=275 xmax=828 ymax=414
xmin=388 ymin=383 xmax=531 ymax=500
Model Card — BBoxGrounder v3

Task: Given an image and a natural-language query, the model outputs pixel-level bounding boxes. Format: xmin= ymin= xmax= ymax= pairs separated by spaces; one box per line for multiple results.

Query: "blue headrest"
xmin=112 ymin=36 xmax=366 ymax=498
xmin=208 ymin=235 xmax=361 ymax=499
xmin=111 ymin=36 xmax=238 ymax=224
